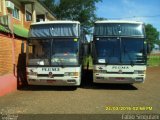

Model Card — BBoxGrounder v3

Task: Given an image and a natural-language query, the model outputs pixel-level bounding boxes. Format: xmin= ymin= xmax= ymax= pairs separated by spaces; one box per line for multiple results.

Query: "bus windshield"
xmin=95 ymin=37 xmax=146 ymax=65
xmin=51 ymin=39 xmax=78 ymax=66
xmin=95 ymin=38 xmax=121 ymax=64
xmin=121 ymin=38 xmax=145 ymax=64
xmin=28 ymin=39 xmax=51 ymax=65
xmin=27 ymin=39 xmax=79 ymax=66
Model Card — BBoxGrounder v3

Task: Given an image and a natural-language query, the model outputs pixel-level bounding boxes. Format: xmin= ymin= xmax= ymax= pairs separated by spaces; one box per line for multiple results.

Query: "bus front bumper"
xmin=27 ymin=77 xmax=81 ymax=86
xmin=93 ymin=74 xmax=145 ymax=84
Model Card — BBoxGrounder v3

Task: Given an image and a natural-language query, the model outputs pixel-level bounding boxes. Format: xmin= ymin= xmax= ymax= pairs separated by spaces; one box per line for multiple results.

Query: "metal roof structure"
xmin=31 ymin=21 xmax=80 ymax=25
xmin=95 ymin=20 xmax=144 ymax=24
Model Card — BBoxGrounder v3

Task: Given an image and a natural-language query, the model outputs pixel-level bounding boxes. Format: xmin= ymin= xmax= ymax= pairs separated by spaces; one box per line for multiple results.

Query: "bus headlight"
xmin=64 ymin=72 xmax=79 ymax=76
xmin=134 ymin=70 xmax=145 ymax=74
xmin=27 ymin=72 xmax=37 ymax=76
xmin=94 ymin=70 xmax=106 ymax=73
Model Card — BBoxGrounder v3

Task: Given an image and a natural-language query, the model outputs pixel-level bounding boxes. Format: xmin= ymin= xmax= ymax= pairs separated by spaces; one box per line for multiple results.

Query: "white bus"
xmin=26 ymin=21 xmax=83 ymax=86
xmin=92 ymin=20 xmax=147 ymax=84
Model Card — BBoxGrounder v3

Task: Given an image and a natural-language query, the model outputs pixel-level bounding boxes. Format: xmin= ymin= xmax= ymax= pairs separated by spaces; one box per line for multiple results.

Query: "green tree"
xmin=42 ymin=0 xmax=102 ymax=34
xmin=41 ymin=0 xmax=55 ymax=10
xmin=155 ymin=35 xmax=160 ymax=49
xmin=145 ymin=24 xmax=159 ymax=50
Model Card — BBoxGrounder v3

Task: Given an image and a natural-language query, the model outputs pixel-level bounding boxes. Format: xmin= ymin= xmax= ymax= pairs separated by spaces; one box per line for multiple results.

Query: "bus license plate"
xmin=47 ymin=80 xmax=56 ymax=83
xmin=116 ymin=78 xmax=126 ymax=81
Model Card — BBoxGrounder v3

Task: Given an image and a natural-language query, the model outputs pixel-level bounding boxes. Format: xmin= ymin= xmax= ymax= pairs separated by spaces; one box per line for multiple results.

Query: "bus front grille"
xmin=37 ymin=74 xmax=64 ymax=77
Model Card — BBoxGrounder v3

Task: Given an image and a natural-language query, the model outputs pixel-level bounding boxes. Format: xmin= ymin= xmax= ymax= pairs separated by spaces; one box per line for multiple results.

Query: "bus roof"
xmin=29 ymin=21 xmax=80 ymax=38
xmin=95 ymin=20 xmax=144 ymax=24
xmin=31 ymin=21 xmax=80 ymax=25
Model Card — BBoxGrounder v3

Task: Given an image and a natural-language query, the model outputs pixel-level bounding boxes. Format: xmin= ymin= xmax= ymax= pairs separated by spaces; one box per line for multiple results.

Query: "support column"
xmin=45 ymin=12 xmax=47 ymax=22
xmin=32 ymin=2 xmax=36 ymax=23
xmin=3 ymin=0 xmax=6 ymax=15
xmin=10 ymin=14 xmax=16 ymax=76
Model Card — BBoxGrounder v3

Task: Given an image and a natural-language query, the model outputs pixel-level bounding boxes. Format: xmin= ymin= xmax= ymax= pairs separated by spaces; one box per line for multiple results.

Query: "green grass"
xmin=148 ymin=55 xmax=160 ymax=66
xmin=83 ymin=56 xmax=93 ymax=69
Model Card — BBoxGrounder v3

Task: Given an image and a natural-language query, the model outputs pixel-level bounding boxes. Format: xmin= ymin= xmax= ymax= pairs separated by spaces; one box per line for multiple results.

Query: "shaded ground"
xmin=0 ymin=67 xmax=160 ymax=117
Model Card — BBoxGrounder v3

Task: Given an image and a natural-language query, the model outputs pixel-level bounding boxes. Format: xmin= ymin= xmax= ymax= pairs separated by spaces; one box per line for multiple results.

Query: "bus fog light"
xmin=67 ymin=79 xmax=76 ymax=83
xmin=135 ymin=77 xmax=143 ymax=81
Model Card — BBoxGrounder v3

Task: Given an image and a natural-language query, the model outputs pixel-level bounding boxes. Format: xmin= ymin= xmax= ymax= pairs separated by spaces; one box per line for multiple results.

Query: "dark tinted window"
xmin=95 ymin=38 xmax=121 ymax=64
xmin=51 ymin=39 xmax=79 ymax=65
xmin=121 ymin=38 xmax=145 ymax=64
xmin=28 ymin=40 xmax=51 ymax=65
xmin=94 ymin=23 xmax=144 ymax=36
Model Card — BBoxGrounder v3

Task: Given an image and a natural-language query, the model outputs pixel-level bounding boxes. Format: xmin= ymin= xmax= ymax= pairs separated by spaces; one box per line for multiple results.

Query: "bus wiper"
xmin=52 ymin=58 xmax=60 ymax=66
xmin=55 ymin=58 xmax=64 ymax=68
xmin=52 ymin=57 xmax=64 ymax=68
xmin=51 ymin=53 xmax=61 ymax=67
xmin=105 ymin=47 xmax=114 ymax=65
xmin=123 ymin=46 xmax=134 ymax=66
xmin=58 ymin=58 xmax=64 ymax=68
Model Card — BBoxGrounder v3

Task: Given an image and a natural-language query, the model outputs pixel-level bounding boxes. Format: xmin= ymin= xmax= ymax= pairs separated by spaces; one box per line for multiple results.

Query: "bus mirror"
xmin=147 ymin=43 xmax=151 ymax=54
xmin=90 ymin=41 xmax=93 ymax=58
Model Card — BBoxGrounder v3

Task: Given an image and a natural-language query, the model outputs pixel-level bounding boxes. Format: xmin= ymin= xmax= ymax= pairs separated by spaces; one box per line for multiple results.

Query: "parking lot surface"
xmin=0 ymin=67 xmax=160 ymax=116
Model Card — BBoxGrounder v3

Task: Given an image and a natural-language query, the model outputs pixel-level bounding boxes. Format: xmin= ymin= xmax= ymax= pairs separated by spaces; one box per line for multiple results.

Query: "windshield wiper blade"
xmin=130 ymin=60 xmax=134 ymax=66
xmin=123 ymin=46 xmax=134 ymax=66
xmin=51 ymin=58 xmax=60 ymax=66
xmin=59 ymin=58 xmax=64 ymax=68
xmin=56 ymin=57 xmax=65 ymax=68
xmin=51 ymin=54 xmax=62 ymax=66
xmin=105 ymin=47 xmax=114 ymax=65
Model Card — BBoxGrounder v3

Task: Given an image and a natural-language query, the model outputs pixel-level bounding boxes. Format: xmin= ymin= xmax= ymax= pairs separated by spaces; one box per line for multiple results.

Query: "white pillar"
xmin=32 ymin=2 xmax=36 ymax=23
xmin=3 ymin=0 xmax=6 ymax=15
xmin=45 ymin=12 xmax=48 ymax=22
